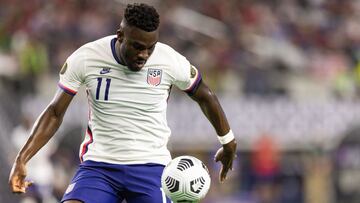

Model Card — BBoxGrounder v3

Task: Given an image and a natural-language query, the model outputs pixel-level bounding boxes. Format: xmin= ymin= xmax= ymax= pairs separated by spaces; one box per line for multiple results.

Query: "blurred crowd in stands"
xmin=1 ymin=0 xmax=360 ymax=202
xmin=0 ymin=0 xmax=359 ymax=99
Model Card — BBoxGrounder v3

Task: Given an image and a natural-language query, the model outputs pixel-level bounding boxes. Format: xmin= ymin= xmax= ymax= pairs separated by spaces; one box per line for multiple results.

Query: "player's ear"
xmin=117 ymin=28 xmax=124 ymax=42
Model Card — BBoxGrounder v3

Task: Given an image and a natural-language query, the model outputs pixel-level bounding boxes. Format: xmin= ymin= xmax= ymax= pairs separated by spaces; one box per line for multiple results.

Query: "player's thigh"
xmin=63 ymin=200 xmax=83 ymax=203
xmin=124 ymin=164 xmax=171 ymax=203
xmin=126 ymin=188 xmax=172 ymax=203
xmin=61 ymin=185 xmax=121 ymax=203
xmin=61 ymin=163 xmax=124 ymax=203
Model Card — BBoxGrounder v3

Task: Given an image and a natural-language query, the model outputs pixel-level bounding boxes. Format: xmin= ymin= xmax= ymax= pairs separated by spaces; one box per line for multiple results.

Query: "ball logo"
xmin=165 ymin=176 xmax=180 ymax=193
xmin=177 ymin=158 xmax=194 ymax=171
xmin=60 ymin=62 xmax=68 ymax=75
xmin=190 ymin=177 xmax=205 ymax=194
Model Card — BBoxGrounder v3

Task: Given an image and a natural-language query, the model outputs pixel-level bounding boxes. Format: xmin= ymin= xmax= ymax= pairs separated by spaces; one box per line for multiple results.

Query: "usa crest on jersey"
xmin=147 ymin=68 xmax=162 ymax=86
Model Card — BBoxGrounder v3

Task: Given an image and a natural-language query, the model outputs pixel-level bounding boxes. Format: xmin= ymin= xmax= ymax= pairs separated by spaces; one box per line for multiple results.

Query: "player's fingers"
xmin=11 ymin=178 xmax=32 ymax=193
xmin=220 ymin=156 xmax=236 ymax=182
xmin=14 ymin=181 xmax=32 ymax=194
xmin=25 ymin=181 xmax=33 ymax=188
xmin=10 ymin=176 xmax=23 ymax=190
xmin=214 ymin=148 xmax=223 ymax=162
xmin=219 ymin=166 xmax=224 ymax=183
xmin=17 ymin=187 xmax=26 ymax=194
xmin=219 ymin=165 xmax=230 ymax=183
xmin=215 ymin=154 xmax=221 ymax=162
xmin=11 ymin=182 xmax=26 ymax=194
xmin=10 ymin=184 xmax=21 ymax=193
xmin=227 ymin=158 xmax=234 ymax=170
xmin=220 ymin=170 xmax=228 ymax=183
xmin=12 ymin=189 xmax=25 ymax=194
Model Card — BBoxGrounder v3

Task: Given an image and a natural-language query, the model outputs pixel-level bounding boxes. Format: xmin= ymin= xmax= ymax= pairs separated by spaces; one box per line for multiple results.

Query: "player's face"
xmin=117 ymin=24 xmax=158 ymax=72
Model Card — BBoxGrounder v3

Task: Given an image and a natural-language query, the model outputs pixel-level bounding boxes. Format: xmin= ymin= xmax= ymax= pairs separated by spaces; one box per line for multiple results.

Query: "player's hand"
xmin=214 ymin=139 xmax=237 ymax=183
xmin=9 ymin=160 xmax=33 ymax=194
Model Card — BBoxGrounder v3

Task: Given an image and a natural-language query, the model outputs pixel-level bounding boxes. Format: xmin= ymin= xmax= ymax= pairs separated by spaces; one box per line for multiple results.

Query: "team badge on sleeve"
xmin=60 ymin=62 xmax=68 ymax=75
xmin=190 ymin=65 xmax=197 ymax=78
xmin=147 ymin=68 xmax=162 ymax=86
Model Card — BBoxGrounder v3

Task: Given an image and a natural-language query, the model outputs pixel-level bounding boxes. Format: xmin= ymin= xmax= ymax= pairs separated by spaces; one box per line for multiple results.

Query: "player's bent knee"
xmin=63 ymin=200 xmax=83 ymax=203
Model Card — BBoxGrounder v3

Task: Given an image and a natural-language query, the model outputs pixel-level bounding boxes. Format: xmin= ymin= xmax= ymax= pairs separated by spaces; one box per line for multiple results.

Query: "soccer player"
xmin=9 ymin=3 xmax=237 ymax=203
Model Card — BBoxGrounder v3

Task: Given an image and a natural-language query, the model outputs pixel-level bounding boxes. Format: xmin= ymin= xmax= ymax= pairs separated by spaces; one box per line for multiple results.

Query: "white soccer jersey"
xmin=58 ymin=35 xmax=201 ymax=165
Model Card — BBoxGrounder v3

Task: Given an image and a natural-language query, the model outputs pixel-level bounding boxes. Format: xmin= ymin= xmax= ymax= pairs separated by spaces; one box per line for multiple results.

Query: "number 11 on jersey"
xmin=96 ymin=77 xmax=111 ymax=100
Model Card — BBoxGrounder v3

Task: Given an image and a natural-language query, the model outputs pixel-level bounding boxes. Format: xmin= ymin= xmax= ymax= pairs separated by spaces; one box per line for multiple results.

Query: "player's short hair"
xmin=124 ymin=3 xmax=160 ymax=32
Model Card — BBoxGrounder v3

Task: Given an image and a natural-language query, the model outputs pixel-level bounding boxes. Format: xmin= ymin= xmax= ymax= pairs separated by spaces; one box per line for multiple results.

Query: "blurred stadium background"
xmin=1 ymin=0 xmax=360 ymax=202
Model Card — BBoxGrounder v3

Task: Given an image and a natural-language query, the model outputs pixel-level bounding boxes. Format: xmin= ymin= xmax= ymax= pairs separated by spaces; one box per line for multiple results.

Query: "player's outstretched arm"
xmin=9 ymin=90 xmax=74 ymax=193
xmin=189 ymin=81 xmax=237 ymax=183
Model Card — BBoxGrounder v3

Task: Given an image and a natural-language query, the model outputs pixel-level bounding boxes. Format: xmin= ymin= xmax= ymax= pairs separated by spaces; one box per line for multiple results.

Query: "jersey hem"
xmin=81 ymin=157 xmax=170 ymax=166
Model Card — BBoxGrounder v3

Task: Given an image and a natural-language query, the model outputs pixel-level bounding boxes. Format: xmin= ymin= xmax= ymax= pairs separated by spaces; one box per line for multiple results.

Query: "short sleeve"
xmin=58 ymin=48 xmax=86 ymax=96
xmin=172 ymin=52 xmax=202 ymax=95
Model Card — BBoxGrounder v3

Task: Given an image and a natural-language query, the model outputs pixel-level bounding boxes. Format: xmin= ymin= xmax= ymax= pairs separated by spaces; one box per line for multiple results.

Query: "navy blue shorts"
xmin=61 ymin=160 xmax=172 ymax=203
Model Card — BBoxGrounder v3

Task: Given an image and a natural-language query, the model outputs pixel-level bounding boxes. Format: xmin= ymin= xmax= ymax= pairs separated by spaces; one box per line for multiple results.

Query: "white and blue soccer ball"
xmin=161 ymin=156 xmax=211 ymax=203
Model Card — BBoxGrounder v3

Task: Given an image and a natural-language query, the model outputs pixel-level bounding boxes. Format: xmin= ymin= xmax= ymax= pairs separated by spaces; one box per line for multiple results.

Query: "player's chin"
xmin=128 ymin=63 xmax=144 ymax=72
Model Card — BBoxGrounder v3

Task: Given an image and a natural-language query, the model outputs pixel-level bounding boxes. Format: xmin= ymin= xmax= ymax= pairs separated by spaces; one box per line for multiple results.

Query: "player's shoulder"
xmin=68 ymin=35 xmax=114 ymax=60
xmin=80 ymin=35 xmax=114 ymax=51
xmin=154 ymin=42 xmax=180 ymax=56
xmin=149 ymin=42 xmax=186 ymax=66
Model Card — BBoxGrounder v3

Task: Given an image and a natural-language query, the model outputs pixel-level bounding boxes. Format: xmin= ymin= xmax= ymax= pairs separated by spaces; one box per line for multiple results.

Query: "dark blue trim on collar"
xmin=111 ymin=38 xmax=122 ymax=64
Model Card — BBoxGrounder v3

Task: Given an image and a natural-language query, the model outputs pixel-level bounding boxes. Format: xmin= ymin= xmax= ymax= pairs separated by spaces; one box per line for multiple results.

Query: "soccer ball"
xmin=161 ymin=156 xmax=211 ymax=203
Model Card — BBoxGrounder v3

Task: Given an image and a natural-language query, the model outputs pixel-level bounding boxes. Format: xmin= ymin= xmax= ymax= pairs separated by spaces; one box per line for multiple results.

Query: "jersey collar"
xmin=111 ymin=38 xmax=122 ymax=65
